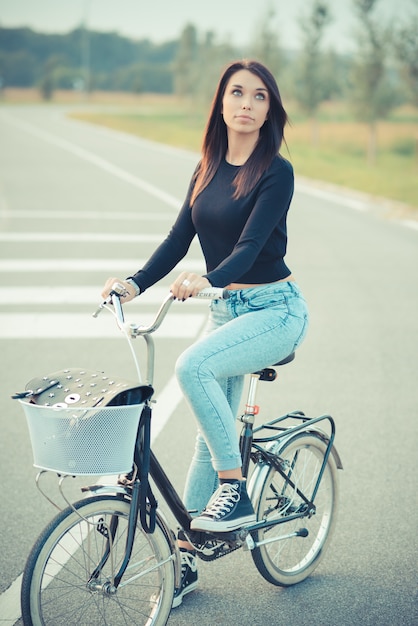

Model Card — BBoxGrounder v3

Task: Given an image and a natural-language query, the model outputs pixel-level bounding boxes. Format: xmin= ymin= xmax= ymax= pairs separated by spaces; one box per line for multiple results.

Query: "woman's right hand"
xmin=101 ymin=277 xmax=137 ymax=303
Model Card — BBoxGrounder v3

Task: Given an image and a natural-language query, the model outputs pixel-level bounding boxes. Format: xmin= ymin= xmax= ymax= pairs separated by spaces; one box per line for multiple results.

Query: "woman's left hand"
xmin=170 ymin=273 xmax=211 ymax=300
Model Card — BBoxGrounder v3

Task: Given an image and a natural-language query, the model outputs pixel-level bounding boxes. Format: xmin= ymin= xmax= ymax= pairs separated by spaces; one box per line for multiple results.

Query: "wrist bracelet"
xmin=125 ymin=278 xmax=141 ymax=297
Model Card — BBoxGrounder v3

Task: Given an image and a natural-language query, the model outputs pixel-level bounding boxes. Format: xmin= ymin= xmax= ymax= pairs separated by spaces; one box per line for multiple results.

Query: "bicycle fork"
xmin=87 ymin=481 xmax=142 ymax=593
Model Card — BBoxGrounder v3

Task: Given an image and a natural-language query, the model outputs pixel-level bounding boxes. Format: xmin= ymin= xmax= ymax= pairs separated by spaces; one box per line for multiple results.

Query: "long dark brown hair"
xmin=190 ymin=59 xmax=288 ymax=206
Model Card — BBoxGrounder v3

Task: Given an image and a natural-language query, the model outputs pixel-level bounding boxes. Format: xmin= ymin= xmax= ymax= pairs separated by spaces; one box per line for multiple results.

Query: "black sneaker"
xmin=190 ymin=480 xmax=256 ymax=532
xmin=172 ymin=549 xmax=198 ymax=608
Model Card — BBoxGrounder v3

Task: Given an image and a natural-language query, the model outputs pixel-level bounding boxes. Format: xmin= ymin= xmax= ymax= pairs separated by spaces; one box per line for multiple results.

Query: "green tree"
xmin=249 ymin=4 xmax=283 ymax=78
xmin=294 ymin=1 xmax=332 ymax=147
xmin=174 ymin=23 xmax=199 ymax=98
xmin=195 ymin=31 xmax=238 ymax=103
xmin=39 ymin=56 xmax=58 ymax=100
xmin=0 ymin=49 xmax=36 ymax=86
xmin=349 ymin=0 xmax=398 ymax=164
xmin=392 ymin=12 xmax=418 ymax=107
xmin=0 ymin=26 xmax=178 ymax=93
xmin=320 ymin=49 xmax=348 ymax=101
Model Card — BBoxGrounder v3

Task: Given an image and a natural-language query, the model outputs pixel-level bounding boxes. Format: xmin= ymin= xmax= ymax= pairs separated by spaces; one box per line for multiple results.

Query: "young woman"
xmin=102 ymin=59 xmax=309 ymax=606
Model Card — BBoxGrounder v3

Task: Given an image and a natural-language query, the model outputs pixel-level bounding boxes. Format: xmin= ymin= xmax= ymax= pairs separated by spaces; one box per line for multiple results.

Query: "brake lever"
xmin=92 ymin=282 xmax=127 ymax=320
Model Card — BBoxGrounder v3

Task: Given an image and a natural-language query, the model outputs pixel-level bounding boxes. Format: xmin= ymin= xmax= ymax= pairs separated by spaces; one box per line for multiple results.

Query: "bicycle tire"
xmin=21 ymin=494 xmax=175 ymax=626
xmin=251 ymin=431 xmax=338 ymax=586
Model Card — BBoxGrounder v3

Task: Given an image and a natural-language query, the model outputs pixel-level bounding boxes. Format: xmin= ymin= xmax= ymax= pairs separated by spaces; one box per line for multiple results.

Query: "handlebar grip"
xmin=193 ymin=287 xmax=229 ymax=300
xmin=92 ymin=282 xmax=128 ymax=319
xmin=111 ymin=282 xmax=129 ymax=297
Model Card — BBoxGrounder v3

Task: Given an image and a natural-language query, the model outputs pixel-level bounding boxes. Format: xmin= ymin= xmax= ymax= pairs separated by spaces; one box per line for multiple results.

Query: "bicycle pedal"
xmin=208 ymin=528 xmax=249 ymax=545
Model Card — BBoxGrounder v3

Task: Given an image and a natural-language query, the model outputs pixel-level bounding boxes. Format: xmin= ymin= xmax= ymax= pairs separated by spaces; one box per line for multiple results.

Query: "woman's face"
xmin=221 ymin=69 xmax=270 ymax=137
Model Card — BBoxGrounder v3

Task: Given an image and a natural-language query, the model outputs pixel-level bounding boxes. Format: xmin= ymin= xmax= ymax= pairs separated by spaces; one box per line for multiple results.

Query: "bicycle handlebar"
xmin=93 ymin=282 xmax=229 ymax=338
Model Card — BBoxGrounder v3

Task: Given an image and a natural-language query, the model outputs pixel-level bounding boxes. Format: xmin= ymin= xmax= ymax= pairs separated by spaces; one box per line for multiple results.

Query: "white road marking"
xmin=296 ymin=180 xmax=369 ymax=211
xmin=0 ymin=574 xmax=21 ymax=625
xmin=402 ymin=219 xmax=418 ymax=231
xmin=296 ymin=180 xmax=418 ymax=231
xmin=0 ymin=312 xmax=205 ymax=339
xmin=151 ymin=374 xmax=184 ymax=440
xmin=67 ymin=112 xmax=198 ymax=162
xmin=0 ymin=113 xmax=182 ymax=210
xmin=0 ymin=286 xmax=210 ymax=306
xmin=0 ymin=232 xmax=163 ymax=243
xmin=0 ymin=209 xmax=176 ymax=221
xmin=0 ymin=258 xmax=205 ymax=272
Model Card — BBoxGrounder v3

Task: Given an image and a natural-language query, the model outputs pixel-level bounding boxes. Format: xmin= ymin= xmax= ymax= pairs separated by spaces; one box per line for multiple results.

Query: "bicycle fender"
xmin=247 ymin=462 xmax=271 ymax=508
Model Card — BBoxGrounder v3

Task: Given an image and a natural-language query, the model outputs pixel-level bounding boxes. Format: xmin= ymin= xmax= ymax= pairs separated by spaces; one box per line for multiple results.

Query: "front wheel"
xmin=21 ymin=495 xmax=175 ymax=626
xmin=251 ymin=432 xmax=338 ymax=586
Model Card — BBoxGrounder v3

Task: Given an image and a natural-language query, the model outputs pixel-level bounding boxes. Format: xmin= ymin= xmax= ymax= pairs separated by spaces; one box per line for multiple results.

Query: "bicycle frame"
xmin=145 ymin=396 xmax=341 ymax=545
xmin=88 ymin=287 xmax=342 ymax=581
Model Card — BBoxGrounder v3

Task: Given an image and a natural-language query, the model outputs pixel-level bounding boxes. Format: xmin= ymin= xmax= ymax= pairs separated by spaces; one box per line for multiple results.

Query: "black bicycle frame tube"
xmin=88 ymin=512 xmax=120 ymax=584
xmin=86 ymin=485 xmax=141 ymax=589
xmin=147 ymin=415 xmax=334 ymax=537
xmin=114 ymin=480 xmax=141 ymax=588
xmin=149 ymin=416 xmax=257 ymax=526
xmin=253 ymin=414 xmax=336 ymax=503
xmin=239 ymin=422 xmax=254 ymax=478
xmin=149 ymin=450 xmax=193 ymax=531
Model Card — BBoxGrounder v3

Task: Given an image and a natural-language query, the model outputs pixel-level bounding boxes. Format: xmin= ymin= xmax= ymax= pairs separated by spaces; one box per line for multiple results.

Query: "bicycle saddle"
xmin=272 ymin=352 xmax=295 ymax=367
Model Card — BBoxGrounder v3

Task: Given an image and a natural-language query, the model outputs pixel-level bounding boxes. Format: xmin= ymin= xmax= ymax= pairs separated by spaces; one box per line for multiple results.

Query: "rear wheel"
xmin=252 ymin=432 xmax=338 ymax=586
xmin=21 ymin=495 xmax=175 ymax=626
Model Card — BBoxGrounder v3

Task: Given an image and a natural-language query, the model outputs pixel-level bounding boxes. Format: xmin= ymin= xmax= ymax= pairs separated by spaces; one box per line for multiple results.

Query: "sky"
xmin=0 ymin=0 xmax=411 ymax=53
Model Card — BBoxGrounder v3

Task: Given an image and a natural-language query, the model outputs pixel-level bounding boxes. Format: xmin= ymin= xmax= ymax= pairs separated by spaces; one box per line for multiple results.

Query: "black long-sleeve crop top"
xmin=131 ymin=155 xmax=294 ymax=291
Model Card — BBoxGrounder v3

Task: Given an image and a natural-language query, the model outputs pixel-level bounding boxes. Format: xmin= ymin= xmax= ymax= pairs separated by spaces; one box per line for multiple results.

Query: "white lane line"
xmin=0 ymin=209 xmax=176 ymax=221
xmin=296 ymin=181 xmax=369 ymax=211
xmin=402 ymin=219 xmax=418 ymax=231
xmin=0 ymin=232 xmax=163 ymax=243
xmin=67 ymin=112 xmax=198 ymax=162
xmin=0 ymin=258 xmax=205 ymax=272
xmin=151 ymin=374 xmax=184 ymax=440
xmin=0 ymin=574 xmax=21 ymax=625
xmin=0 ymin=312 xmax=205 ymax=339
xmin=296 ymin=180 xmax=418 ymax=231
xmin=0 ymin=113 xmax=182 ymax=210
xmin=0 ymin=286 xmax=210 ymax=306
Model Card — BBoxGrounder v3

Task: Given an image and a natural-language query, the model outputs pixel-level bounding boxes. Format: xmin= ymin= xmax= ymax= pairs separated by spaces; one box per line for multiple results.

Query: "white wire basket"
xmin=20 ymin=400 xmax=144 ymax=475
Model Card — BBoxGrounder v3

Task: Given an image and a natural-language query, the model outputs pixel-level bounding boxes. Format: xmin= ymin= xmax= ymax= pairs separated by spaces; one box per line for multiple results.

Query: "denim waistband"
xmin=224 ymin=280 xmax=301 ymax=303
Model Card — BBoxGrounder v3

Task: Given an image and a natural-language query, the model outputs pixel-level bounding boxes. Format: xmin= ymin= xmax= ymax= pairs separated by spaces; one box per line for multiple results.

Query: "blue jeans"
xmin=175 ymin=281 xmax=309 ymax=515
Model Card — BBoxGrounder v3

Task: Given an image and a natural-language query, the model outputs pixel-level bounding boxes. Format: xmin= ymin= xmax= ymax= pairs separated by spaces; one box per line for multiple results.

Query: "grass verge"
xmin=70 ymin=102 xmax=418 ymax=212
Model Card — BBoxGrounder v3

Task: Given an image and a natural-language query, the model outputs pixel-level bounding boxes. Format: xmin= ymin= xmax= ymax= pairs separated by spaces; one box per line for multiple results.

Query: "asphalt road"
xmin=0 ymin=105 xmax=417 ymax=626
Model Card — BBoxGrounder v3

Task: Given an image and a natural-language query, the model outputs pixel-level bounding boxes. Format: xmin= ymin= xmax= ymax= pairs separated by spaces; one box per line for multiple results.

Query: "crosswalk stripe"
xmin=0 ymin=210 xmax=175 ymax=221
xmin=0 ymin=258 xmax=205 ymax=272
xmin=0 ymin=232 xmax=164 ymax=243
xmin=0 ymin=312 xmax=206 ymax=339
xmin=0 ymin=286 xmax=211 ymax=307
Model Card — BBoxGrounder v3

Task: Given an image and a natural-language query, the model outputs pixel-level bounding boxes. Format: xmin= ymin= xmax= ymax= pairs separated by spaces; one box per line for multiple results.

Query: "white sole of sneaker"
xmin=190 ymin=514 xmax=257 ymax=532
xmin=172 ymin=580 xmax=199 ymax=608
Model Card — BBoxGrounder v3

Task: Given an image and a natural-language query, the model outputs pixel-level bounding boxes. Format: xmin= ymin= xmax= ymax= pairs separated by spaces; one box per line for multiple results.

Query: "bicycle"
xmin=15 ymin=284 xmax=343 ymax=626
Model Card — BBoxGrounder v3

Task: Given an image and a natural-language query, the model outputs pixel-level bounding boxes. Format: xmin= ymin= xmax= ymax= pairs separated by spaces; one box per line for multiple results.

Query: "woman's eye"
xmin=232 ymin=89 xmax=242 ymax=96
xmin=255 ymin=92 xmax=266 ymax=100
